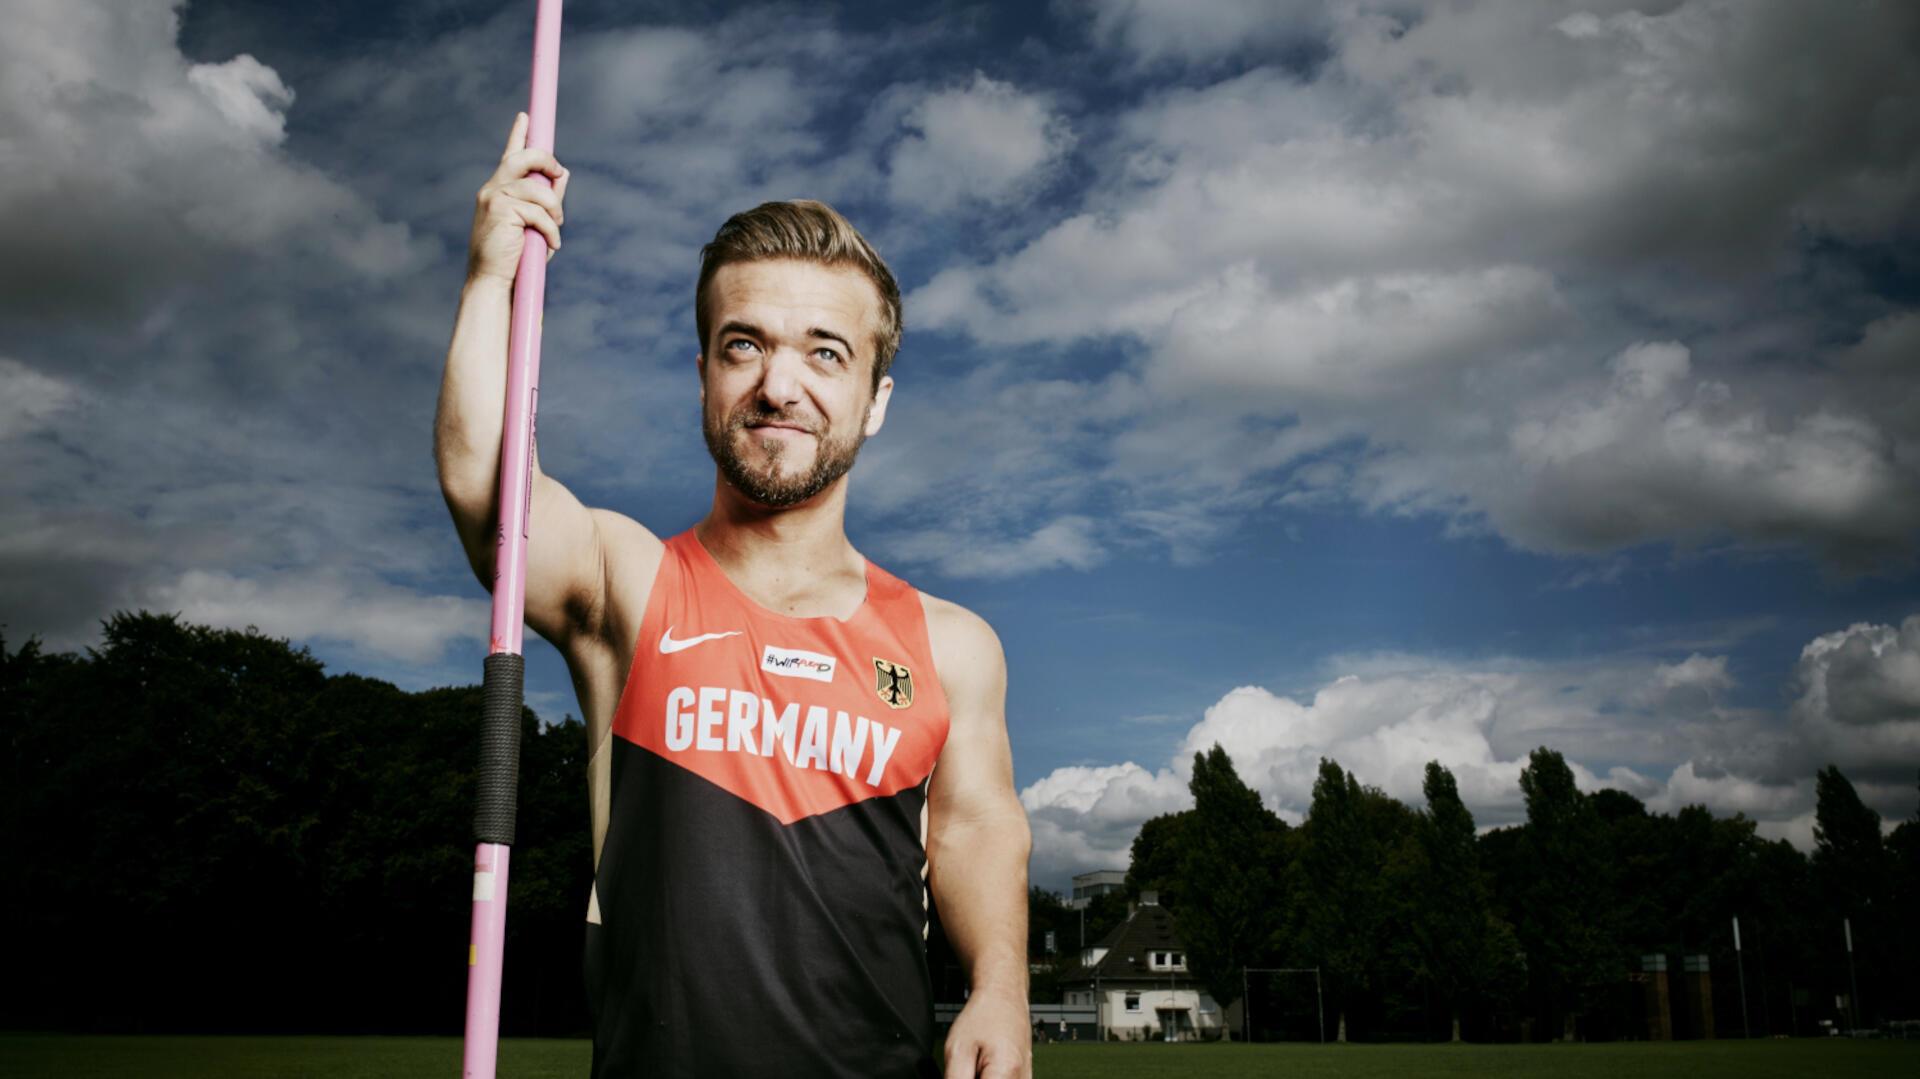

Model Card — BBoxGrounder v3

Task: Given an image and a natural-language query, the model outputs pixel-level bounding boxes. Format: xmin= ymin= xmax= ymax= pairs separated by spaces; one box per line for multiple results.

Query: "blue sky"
xmin=4 ymin=0 xmax=1918 ymax=890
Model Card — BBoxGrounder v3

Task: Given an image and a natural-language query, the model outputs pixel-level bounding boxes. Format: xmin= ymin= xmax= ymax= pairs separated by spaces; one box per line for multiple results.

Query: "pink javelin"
xmin=463 ymin=2 xmax=563 ymax=1077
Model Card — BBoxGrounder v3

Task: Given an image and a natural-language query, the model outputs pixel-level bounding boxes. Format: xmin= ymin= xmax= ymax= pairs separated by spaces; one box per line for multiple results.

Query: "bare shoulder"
xmin=918 ymin=591 xmax=1006 ymax=708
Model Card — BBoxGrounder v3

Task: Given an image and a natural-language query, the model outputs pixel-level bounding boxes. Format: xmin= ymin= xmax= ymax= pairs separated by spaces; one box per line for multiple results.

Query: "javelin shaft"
xmin=463 ymin=2 xmax=563 ymax=1076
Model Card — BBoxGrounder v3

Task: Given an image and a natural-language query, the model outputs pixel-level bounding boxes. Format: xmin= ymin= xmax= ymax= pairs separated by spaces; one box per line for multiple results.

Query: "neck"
xmin=697 ymin=474 xmax=860 ymax=574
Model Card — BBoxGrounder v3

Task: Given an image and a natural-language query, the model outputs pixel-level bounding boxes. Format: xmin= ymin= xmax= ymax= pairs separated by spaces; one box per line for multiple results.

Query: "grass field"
xmin=1 ymin=1034 xmax=1915 ymax=1078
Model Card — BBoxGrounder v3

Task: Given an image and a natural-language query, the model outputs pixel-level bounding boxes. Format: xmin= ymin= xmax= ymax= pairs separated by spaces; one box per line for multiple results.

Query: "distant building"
xmin=1060 ymin=892 xmax=1224 ymax=1041
xmin=1067 ymin=869 xmax=1126 ymax=910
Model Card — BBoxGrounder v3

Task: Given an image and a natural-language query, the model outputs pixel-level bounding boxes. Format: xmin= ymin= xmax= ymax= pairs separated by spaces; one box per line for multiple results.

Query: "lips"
xmin=746 ymin=421 xmax=815 ymax=436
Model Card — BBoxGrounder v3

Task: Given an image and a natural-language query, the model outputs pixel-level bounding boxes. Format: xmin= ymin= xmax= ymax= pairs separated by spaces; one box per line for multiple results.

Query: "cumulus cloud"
xmin=902 ymin=0 xmax=1920 ymax=573
xmin=1022 ymin=616 xmax=1920 ymax=886
xmin=0 ymin=3 xmax=901 ymax=664
xmin=886 ymin=74 xmax=1072 ymax=213
xmin=141 ymin=569 xmax=487 ymax=666
xmin=1393 ymin=341 xmax=1919 ymax=561
xmin=1791 ymin=617 xmax=1920 ymax=777
xmin=0 ymin=0 xmax=430 ymax=324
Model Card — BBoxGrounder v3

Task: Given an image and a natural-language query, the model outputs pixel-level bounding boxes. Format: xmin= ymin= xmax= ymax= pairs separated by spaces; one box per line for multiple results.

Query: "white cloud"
xmin=0 ymin=358 xmax=87 ymax=436
xmin=883 ymin=516 xmax=1105 ymax=580
xmin=1791 ymin=617 xmax=1920 ymax=776
xmin=1022 ymin=615 xmax=1920 ymax=887
xmin=1021 ymin=762 xmax=1189 ymax=883
xmin=142 ymin=569 xmax=487 ymax=666
xmin=902 ymin=0 xmax=1920 ymax=572
xmin=1425 ymin=341 xmax=1918 ymax=559
xmin=185 ymin=53 xmax=295 ymax=145
xmin=1073 ymin=0 xmax=1329 ymax=67
xmin=886 ymin=73 xmax=1071 ymax=212
xmin=0 ymin=0 xmax=431 ymax=321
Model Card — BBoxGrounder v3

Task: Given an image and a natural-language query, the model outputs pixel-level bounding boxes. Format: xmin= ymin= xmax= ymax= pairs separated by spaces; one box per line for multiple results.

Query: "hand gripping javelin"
xmin=464 ymin=2 xmax=562 ymax=1076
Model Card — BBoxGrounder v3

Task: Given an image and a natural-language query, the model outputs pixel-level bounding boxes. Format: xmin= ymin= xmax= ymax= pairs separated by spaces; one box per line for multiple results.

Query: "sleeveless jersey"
xmin=584 ymin=529 xmax=951 ymax=1078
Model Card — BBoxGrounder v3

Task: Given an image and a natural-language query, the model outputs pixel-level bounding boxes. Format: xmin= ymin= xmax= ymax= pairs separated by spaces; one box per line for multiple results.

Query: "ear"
xmin=694 ymin=351 xmax=706 ymax=405
xmin=863 ymin=374 xmax=894 ymax=438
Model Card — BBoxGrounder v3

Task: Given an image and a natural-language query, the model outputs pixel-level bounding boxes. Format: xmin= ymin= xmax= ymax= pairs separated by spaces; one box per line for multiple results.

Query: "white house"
xmin=1059 ymin=892 xmax=1224 ymax=1041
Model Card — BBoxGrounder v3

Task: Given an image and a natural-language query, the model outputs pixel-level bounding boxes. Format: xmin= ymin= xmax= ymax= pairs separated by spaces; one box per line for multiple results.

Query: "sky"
xmin=3 ymin=0 xmax=1918 ymax=892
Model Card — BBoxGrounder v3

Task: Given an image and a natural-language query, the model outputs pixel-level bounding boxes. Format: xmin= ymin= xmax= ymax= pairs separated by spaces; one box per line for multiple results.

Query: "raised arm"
xmin=435 ymin=113 xmax=659 ymax=656
xmin=923 ymin=597 xmax=1032 ymax=1079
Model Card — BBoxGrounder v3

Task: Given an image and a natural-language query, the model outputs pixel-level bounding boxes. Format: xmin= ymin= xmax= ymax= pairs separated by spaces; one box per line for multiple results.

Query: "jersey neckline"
xmin=683 ymin=527 xmax=874 ymax=626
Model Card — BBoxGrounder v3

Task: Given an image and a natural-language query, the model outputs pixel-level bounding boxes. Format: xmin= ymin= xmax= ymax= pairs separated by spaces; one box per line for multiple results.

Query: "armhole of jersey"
xmin=904 ymin=586 xmax=955 ymax=740
xmin=588 ymin=533 xmax=686 ymax=894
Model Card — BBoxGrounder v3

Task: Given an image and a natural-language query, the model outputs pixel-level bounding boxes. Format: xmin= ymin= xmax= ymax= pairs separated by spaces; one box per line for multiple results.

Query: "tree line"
xmin=1028 ymin=744 xmax=1920 ymax=1042
xmin=3 ymin=613 xmax=592 ymax=1034
xmin=9 ymin=612 xmax=1918 ymax=1041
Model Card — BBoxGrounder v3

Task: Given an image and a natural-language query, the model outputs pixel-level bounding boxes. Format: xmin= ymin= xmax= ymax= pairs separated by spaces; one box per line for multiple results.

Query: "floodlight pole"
xmin=1315 ymin=966 xmax=1325 ymax=1044
xmin=1844 ymin=918 xmax=1861 ymax=1033
xmin=1733 ymin=916 xmax=1750 ymax=1039
xmin=461 ymin=2 xmax=563 ymax=1077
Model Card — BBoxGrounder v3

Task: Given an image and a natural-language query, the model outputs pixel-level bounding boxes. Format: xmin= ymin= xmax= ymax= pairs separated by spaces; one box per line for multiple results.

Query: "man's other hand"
xmin=943 ymin=990 xmax=1031 ymax=1079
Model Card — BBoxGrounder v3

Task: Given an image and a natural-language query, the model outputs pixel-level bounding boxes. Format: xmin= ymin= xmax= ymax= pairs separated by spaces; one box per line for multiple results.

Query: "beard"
xmin=703 ymin=400 xmax=869 ymax=508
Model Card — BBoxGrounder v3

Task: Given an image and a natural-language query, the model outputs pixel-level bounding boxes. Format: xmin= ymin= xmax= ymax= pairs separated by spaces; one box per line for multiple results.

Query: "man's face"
xmin=699 ymin=259 xmax=893 ymax=508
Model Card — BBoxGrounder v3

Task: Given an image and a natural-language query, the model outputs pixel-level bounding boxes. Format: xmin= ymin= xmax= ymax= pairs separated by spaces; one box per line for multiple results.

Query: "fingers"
xmin=942 ymin=1040 xmax=977 ymax=1079
xmin=513 ymin=202 xmax=562 ymax=254
xmin=493 ymin=148 xmax=566 ymax=189
xmin=494 ymin=113 xmax=566 ymax=186
xmin=504 ymin=176 xmax=566 ymax=225
xmin=502 ymin=111 xmax=527 ymax=158
xmin=979 ymin=1043 xmax=1027 ymax=1079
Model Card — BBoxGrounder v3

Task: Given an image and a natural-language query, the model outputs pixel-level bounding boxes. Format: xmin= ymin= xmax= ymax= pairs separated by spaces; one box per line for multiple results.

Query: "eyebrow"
xmin=807 ymin=327 xmax=858 ymax=360
xmin=716 ymin=320 xmax=859 ymax=360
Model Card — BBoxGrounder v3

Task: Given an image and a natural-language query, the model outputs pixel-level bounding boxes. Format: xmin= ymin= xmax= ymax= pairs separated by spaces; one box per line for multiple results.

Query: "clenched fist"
xmin=468 ymin=111 xmax=570 ymax=285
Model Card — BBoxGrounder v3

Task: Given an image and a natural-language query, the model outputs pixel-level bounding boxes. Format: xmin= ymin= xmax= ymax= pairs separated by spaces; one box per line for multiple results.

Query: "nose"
xmin=754 ymin=346 xmax=807 ymax=414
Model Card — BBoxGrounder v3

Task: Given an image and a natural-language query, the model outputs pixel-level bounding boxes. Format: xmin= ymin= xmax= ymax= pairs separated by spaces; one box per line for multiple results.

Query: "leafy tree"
xmin=1515 ymin=747 xmax=1621 ymax=1041
xmin=1173 ymin=745 xmax=1285 ymax=1010
xmin=1814 ymin=764 xmax=1888 ymax=917
xmin=1414 ymin=761 xmax=1518 ymax=1042
xmin=1127 ymin=809 xmax=1194 ymax=912
xmin=1298 ymin=758 xmax=1409 ymax=1041
xmin=1080 ymin=889 xmax=1131 ymax=954
xmin=1813 ymin=764 xmax=1892 ymax=1025
xmin=1887 ymin=775 xmax=1920 ymax=1021
xmin=2 ymin=613 xmax=592 ymax=1035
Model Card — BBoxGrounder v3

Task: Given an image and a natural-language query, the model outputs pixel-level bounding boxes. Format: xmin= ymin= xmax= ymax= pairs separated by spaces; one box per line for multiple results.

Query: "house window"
xmin=1125 ymin=992 xmax=1141 ymax=1012
xmin=1172 ymin=952 xmax=1186 ymax=970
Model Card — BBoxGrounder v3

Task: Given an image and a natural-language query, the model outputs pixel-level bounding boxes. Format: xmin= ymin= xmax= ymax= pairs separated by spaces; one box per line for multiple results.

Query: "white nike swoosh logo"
xmin=659 ymin=626 xmax=743 ymax=654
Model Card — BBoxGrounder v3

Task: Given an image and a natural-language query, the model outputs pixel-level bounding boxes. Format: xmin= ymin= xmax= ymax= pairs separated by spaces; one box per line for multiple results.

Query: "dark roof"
xmin=1070 ymin=904 xmax=1194 ymax=986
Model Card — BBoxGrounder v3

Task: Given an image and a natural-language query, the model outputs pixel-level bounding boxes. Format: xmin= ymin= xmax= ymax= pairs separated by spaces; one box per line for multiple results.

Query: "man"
xmin=436 ymin=112 xmax=1032 ymax=1078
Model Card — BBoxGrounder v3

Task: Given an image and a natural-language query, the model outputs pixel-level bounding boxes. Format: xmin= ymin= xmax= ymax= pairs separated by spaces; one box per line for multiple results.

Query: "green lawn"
xmin=0 ymin=1034 xmax=1914 ymax=1078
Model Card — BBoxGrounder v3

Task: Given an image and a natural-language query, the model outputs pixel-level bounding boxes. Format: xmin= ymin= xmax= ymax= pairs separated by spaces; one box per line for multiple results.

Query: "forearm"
xmin=929 ymin=810 xmax=1032 ymax=998
xmin=435 ymin=275 xmax=538 ymax=504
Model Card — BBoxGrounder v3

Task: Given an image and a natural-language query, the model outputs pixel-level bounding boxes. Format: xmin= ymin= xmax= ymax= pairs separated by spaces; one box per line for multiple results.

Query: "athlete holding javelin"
xmin=437 ymin=112 xmax=1033 ymax=1078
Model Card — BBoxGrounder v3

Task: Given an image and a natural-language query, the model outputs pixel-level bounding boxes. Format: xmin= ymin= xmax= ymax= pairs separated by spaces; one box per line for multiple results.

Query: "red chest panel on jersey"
xmin=610 ymin=530 xmax=950 ymax=825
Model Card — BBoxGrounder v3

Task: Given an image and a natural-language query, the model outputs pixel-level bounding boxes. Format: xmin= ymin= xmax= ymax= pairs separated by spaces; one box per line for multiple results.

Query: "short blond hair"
xmin=696 ymin=200 xmax=903 ymax=389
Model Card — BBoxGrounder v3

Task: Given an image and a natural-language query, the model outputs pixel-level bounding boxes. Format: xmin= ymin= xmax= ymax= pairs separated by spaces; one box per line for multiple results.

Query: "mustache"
xmin=727 ymin=407 xmax=821 ymax=435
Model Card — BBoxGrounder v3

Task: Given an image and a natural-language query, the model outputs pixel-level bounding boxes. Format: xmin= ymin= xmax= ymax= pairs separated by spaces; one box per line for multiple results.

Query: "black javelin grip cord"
xmin=476 ymin=652 xmax=525 ymax=846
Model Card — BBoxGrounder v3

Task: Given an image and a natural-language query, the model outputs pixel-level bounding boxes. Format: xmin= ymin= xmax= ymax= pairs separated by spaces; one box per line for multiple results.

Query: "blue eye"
xmin=725 ymin=339 xmax=757 ymax=353
xmin=814 ymin=348 xmax=843 ymax=364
